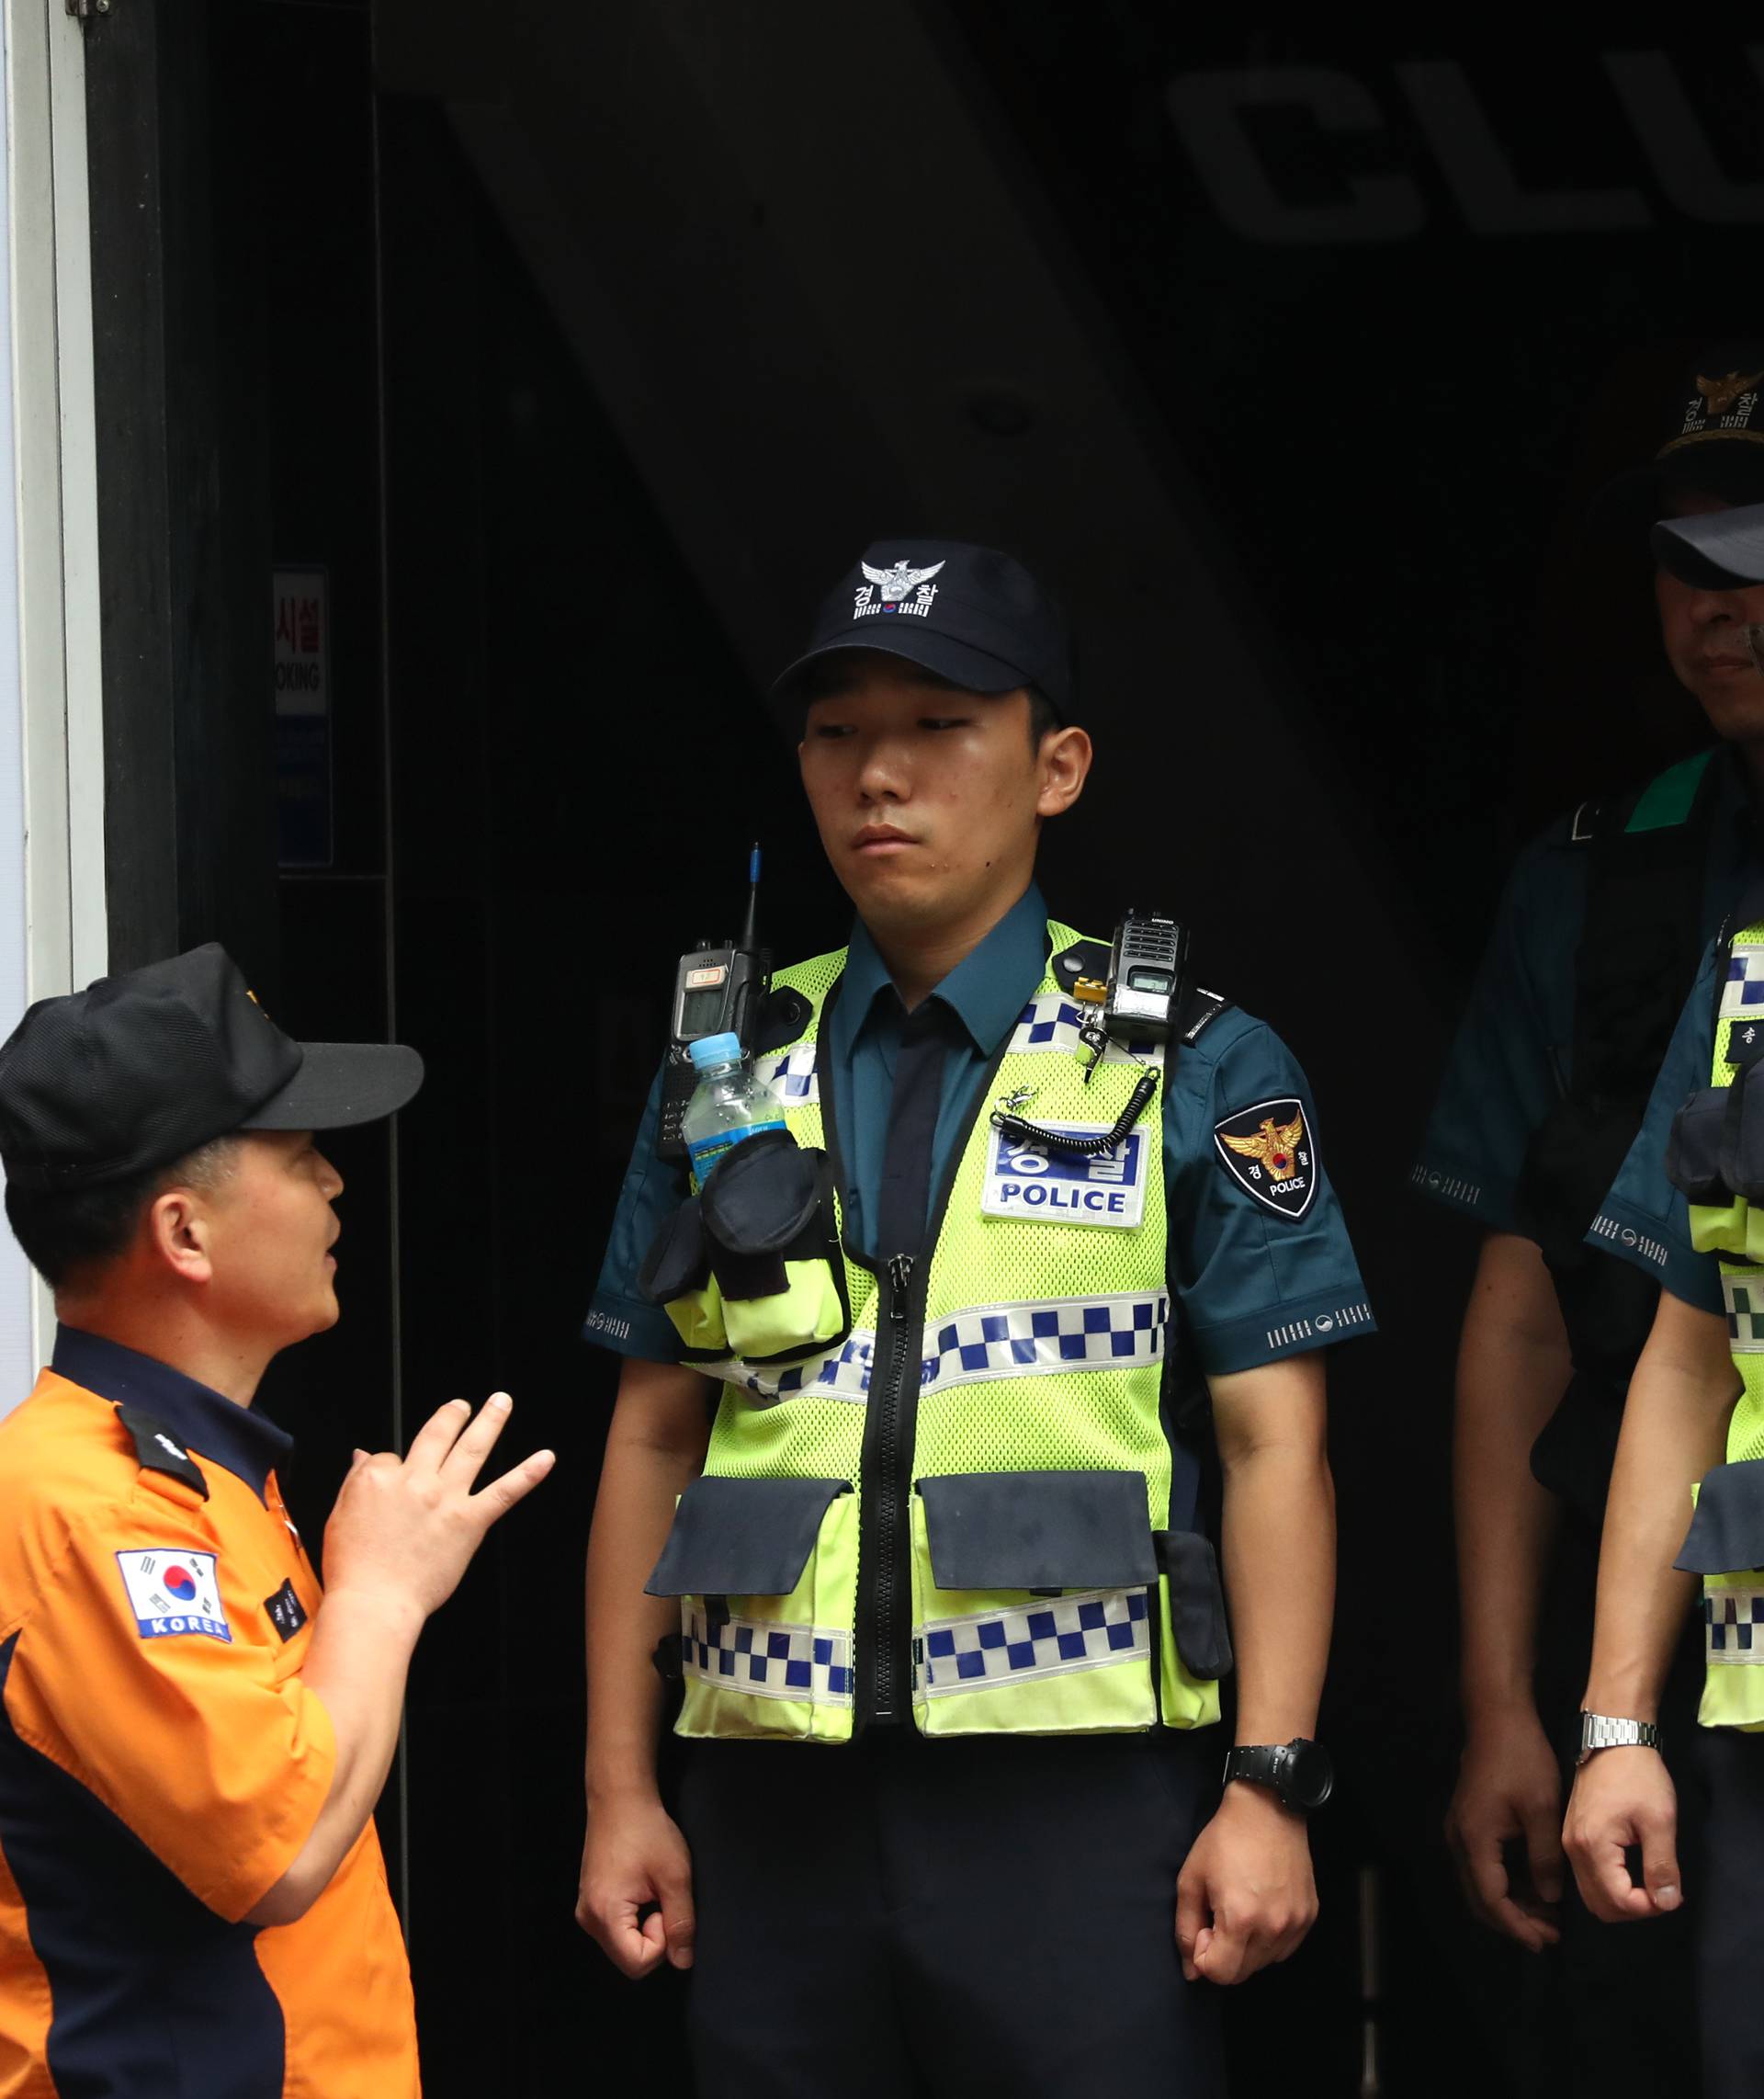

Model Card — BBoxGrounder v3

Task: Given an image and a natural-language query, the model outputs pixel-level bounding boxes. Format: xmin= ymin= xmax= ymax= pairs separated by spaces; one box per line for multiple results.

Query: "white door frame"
xmin=3 ymin=0 xmax=106 ymax=1377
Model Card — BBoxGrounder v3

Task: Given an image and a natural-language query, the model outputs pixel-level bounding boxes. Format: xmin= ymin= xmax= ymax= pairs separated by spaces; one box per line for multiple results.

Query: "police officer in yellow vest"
xmin=1564 ymin=502 xmax=1764 ymax=2099
xmin=574 ymin=542 xmax=1373 ymax=2097
xmin=1415 ymin=350 xmax=1764 ymax=2094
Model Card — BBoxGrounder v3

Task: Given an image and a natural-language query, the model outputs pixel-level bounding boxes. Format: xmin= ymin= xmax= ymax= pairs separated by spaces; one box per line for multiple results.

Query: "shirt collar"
xmin=52 ymin=1326 xmax=292 ymax=1503
xmin=831 ymin=882 xmax=1049 ymax=1061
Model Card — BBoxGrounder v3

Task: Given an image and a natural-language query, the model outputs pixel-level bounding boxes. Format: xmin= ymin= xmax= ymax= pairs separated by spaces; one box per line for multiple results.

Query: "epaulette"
xmin=1566 ymin=748 xmax=1717 ymax=848
xmin=1176 ymin=985 xmax=1231 ymax=1047
xmin=115 ymin=1403 xmax=209 ymax=1499
xmin=1565 ymin=799 xmax=1603 ymax=845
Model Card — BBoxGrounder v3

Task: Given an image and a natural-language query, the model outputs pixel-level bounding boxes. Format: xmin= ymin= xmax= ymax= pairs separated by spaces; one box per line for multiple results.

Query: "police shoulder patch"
xmin=1213 ymin=1096 xmax=1317 ymax=1220
xmin=115 ymin=1548 xmax=232 ymax=1643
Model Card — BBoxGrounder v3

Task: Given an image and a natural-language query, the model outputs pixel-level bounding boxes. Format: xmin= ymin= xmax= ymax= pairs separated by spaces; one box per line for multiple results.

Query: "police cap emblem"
xmin=1214 ymin=1096 xmax=1317 ymax=1220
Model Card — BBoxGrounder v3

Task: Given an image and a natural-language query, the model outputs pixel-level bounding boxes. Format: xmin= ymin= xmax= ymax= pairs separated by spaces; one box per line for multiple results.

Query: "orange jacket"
xmin=0 ymin=1332 xmax=419 ymax=2097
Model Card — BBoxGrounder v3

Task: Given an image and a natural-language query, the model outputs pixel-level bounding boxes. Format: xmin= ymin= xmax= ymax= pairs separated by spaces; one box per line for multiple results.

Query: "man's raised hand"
xmin=322 ymin=1393 xmax=556 ymax=1626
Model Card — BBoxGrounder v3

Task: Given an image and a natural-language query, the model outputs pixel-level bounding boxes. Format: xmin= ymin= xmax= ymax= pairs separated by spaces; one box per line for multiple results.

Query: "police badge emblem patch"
xmin=1213 ymin=1097 xmax=1317 ymax=1220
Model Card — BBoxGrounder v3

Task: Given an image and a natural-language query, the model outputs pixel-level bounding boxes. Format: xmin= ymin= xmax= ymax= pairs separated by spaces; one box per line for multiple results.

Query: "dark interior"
xmin=77 ymin=7 xmax=1764 ymax=2091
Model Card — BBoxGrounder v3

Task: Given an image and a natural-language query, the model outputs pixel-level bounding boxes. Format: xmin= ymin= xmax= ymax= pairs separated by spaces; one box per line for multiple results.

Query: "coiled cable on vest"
xmin=989 ymin=1070 xmax=1159 ymax=1158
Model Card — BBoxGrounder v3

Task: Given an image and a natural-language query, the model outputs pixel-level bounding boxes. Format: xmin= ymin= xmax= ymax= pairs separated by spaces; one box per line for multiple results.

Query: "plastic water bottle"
xmin=683 ymin=1033 xmax=786 ymax=1187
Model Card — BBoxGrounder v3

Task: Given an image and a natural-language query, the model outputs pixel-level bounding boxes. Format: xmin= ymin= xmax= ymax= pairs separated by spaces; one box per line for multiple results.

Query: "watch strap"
xmin=1222 ymin=1745 xmax=1283 ymax=1791
xmin=1577 ymin=1711 xmax=1661 ymax=1764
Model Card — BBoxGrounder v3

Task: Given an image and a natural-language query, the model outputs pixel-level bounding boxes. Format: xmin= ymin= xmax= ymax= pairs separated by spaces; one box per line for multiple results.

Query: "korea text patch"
xmin=1213 ymin=1097 xmax=1317 ymax=1220
xmin=982 ymin=1124 xmax=1148 ymax=1228
xmin=115 ymin=1548 xmax=232 ymax=1643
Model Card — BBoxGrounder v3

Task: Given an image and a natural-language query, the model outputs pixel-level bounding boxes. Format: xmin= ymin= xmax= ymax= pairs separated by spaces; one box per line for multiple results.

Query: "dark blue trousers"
xmin=1695 ymin=1728 xmax=1764 ymax=2099
xmin=675 ymin=1728 xmax=1224 ymax=2098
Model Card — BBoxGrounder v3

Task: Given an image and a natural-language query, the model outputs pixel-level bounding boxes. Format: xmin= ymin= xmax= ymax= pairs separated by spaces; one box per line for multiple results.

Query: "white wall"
xmin=0 ymin=0 xmax=105 ymax=1405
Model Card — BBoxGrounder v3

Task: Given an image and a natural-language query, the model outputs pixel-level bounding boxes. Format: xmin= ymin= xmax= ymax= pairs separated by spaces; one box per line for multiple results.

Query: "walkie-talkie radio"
xmin=994 ymin=906 xmax=1186 ymax=1157
xmin=1102 ymin=908 xmax=1188 ymax=1047
xmin=658 ymin=845 xmax=770 ymax=1163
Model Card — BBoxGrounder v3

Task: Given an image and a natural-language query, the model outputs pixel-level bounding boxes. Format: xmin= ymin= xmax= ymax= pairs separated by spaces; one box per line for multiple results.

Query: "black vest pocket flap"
xmin=645 ymin=1474 xmax=850 ymax=1597
xmin=917 ymin=1470 xmax=1158 ymax=1592
xmin=700 ymin=1130 xmax=820 ymax=1254
xmin=638 ymin=1196 xmax=709 ymax=1306
xmin=1156 ymin=1530 xmax=1234 ymax=1679
xmin=1666 ymin=1087 xmax=1728 ymax=1205
xmin=1675 ymin=1460 xmax=1764 ymax=1575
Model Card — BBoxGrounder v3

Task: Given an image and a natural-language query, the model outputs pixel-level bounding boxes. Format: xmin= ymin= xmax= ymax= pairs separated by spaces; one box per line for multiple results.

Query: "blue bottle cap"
xmin=689 ymin=1032 xmax=743 ymax=1070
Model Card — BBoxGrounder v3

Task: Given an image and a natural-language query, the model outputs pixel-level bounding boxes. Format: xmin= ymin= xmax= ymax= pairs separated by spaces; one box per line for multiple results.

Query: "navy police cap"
xmin=0 ymin=943 xmax=424 ymax=1189
xmin=770 ymin=539 xmax=1075 ymax=720
xmin=1653 ymin=502 xmax=1764 ymax=591
xmin=1592 ymin=345 xmax=1764 ymax=538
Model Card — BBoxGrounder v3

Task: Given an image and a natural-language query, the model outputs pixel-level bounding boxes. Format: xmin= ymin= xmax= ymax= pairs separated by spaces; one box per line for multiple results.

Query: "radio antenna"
xmin=740 ymin=842 xmax=762 ymax=953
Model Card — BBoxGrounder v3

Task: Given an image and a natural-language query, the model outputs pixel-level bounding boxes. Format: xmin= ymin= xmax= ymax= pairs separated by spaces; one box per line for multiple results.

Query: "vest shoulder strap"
xmin=1050 ymin=935 xmax=1110 ymax=994
xmin=1569 ymin=748 xmax=1721 ymax=1103
xmin=753 ymin=983 xmax=812 ymax=1055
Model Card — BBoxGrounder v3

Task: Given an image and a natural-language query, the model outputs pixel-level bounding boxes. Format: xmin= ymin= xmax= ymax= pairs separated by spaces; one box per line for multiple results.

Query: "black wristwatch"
xmin=1222 ymin=1738 xmax=1334 ymax=1811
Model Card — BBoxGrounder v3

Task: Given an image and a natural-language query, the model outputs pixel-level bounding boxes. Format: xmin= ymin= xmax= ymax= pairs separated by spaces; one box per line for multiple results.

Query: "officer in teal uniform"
xmin=1566 ymin=500 xmax=1764 ymax=2099
xmin=1413 ymin=349 xmax=1764 ymax=2096
xmin=574 ymin=540 xmax=1373 ymax=2098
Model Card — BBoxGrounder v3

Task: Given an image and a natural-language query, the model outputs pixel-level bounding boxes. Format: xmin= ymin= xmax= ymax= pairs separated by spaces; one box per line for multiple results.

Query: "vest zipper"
xmin=860 ymin=1249 xmax=917 ymax=1726
xmin=810 ymin=957 xmax=1042 ymax=1734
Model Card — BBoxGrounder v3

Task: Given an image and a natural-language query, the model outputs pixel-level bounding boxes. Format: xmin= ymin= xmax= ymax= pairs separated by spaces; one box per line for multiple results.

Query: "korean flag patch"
xmin=1213 ymin=1097 xmax=1317 ymax=1221
xmin=115 ymin=1549 xmax=232 ymax=1643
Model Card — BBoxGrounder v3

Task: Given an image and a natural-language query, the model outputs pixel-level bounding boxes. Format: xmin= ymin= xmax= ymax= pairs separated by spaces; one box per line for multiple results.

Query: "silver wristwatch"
xmin=1577 ymin=1711 xmax=1662 ymax=1765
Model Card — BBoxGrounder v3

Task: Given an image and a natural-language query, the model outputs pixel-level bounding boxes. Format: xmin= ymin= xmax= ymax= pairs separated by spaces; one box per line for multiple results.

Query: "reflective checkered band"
xmin=1724 ymin=1271 xmax=1764 ymax=1355
xmin=1007 ymin=996 xmax=1164 ymax=1070
xmin=914 ymin=1586 xmax=1149 ymax=1696
xmin=708 ymin=1294 xmax=1168 ymax=1405
xmin=1721 ymin=942 xmax=1764 ymax=1021
xmin=761 ymin=1043 xmax=819 ymax=1107
xmin=1705 ymin=1588 xmax=1764 ymax=1661
xmin=1013 ymin=994 xmax=1091 ymax=1054
xmin=919 ymin=1292 xmax=1168 ymax=1399
xmin=700 ymin=1334 xmax=874 ymax=1407
xmin=683 ymin=1604 xmax=854 ymax=1703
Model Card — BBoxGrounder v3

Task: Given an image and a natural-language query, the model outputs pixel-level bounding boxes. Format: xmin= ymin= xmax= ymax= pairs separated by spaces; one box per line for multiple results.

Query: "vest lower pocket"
xmin=645 ymin=1473 xmax=857 ymax=1743
xmin=908 ymin=1470 xmax=1171 ymax=1738
xmin=1676 ymin=1462 xmax=1764 ymax=1730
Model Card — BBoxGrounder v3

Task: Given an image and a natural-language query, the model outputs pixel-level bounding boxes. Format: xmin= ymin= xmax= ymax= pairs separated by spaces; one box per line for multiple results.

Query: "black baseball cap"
xmin=1592 ymin=346 xmax=1764 ymax=538
xmin=0 ymin=944 xmax=424 ymax=1190
xmin=1653 ymin=503 xmax=1764 ymax=590
xmin=769 ymin=539 xmax=1075 ymax=720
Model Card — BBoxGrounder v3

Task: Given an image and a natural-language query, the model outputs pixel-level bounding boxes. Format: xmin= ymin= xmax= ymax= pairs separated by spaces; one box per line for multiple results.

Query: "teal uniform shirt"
xmin=584 ymin=886 xmax=1374 ymax=1375
xmin=1414 ymin=748 xmax=1755 ymax=1235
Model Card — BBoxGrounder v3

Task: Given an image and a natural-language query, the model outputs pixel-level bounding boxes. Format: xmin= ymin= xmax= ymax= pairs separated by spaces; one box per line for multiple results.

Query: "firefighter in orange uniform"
xmin=0 ymin=945 xmax=553 ymax=2096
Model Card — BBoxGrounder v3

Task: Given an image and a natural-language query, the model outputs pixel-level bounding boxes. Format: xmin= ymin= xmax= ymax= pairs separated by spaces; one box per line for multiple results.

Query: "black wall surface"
xmin=76 ymin=5 xmax=1764 ymax=2093
xmin=375 ymin=98 xmax=845 ymax=2093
